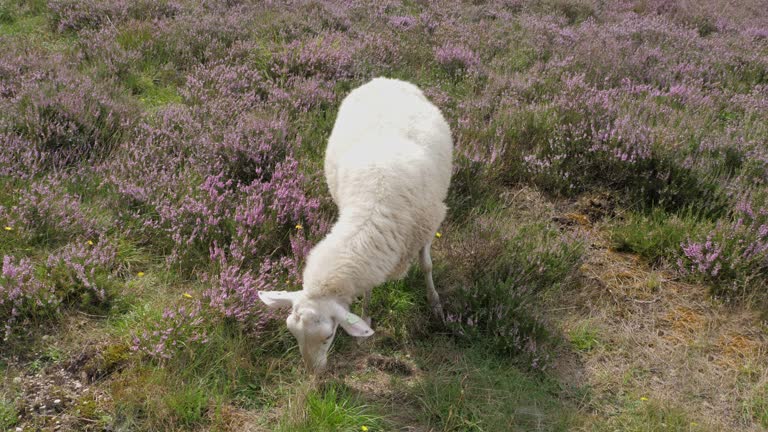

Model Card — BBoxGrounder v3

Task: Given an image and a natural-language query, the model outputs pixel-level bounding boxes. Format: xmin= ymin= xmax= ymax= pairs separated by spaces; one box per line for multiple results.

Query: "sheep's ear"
xmin=258 ymin=290 xmax=300 ymax=309
xmin=337 ymin=311 xmax=374 ymax=338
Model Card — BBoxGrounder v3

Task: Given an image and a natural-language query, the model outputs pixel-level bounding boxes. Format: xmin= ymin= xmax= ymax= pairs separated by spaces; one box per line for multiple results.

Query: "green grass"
xmin=0 ymin=10 xmax=77 ymax=52
xmin=125 ymin=71 xmax=182 ymax=109
xmin=0 ymin=399 xmax=18 ymax=430
xmin=404 ymin=342 xmax=576 ymax=431
xmin=611 ymin=209 xmax=709 ymax=265
xmin=0 ymin=1 xmax=14 ymax=25
xmin=744 ymin=383 xmax=768 ymax=428
xmin=164 ymin=385 xmax=208 ymax=427
xmin=278 ymin=382 xmax=385 ymax=432
xmin=0 ymin=13 xmax=45 ymax=36
xmin=569 ymin=322 xmax=600 ymax=352
xmin=590 ymin=398 xmax=709 ymax=432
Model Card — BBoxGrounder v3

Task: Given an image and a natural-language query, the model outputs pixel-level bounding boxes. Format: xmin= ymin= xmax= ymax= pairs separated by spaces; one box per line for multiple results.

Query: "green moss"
xmin=82 ymin=343 xmax=131 ymax=381
xmin=74 ymin=395 xmax=101 ymax=420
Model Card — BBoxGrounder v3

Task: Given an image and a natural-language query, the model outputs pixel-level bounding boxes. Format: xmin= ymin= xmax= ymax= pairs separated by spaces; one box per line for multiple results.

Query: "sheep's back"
xmin=324 ymin=77 xmax=452 ymax=209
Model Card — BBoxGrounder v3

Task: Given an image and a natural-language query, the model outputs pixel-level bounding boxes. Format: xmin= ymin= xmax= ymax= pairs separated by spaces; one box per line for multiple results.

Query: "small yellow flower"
xmin=183 ymin=293 xmax=193 ymax=299
xmin=87 ymin=240 xmax=94 ymax=246
xmin=640 ymin=397 xmax=648 ymax=401
xmin=137 ymin=272 xmax=145 ymax=278
xmin=435 ymin=232 xmax=442 ymax=238
xmin=295 ymin=224 xmax=303 ymax=230
xmin=361 ymin=427 xmax=368 ymax=432
xmin=3 ymin=226 xmax=12 ymax=231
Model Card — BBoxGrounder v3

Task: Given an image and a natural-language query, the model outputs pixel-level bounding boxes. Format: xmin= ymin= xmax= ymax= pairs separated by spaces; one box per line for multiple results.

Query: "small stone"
xmin=16 ymin=427 xmax=23 ymax=432
xmin=54 ymin=399 xmax=61 ymax=405
xmin=12 ymin=377 xmax=21 ymax=384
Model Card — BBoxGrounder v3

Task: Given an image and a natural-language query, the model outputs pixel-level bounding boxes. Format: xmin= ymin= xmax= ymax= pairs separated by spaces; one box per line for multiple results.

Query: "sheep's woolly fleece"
xmin=303 ymin=77 xmax=453 ymax=302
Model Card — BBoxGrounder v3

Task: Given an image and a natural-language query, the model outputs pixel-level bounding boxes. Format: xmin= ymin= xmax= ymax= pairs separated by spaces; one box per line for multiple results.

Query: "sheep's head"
xmin=257 ymin=290 xmax=373 ymax=372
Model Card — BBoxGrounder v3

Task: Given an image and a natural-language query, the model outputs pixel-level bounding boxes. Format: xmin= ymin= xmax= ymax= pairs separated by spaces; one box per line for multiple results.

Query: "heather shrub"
xmin=434 ymin=43 xmax=481 ymax=77
xmin=520 ymin=74 xmax=729 ymax=217
xmin=0 ymin=255 xmax=58 ymax=340
xmin=540 ymin=0 xmax=595 ymax=25
xmin=0 ymin=132 xmax=45 ymax=180
xmin=8 ymin=178 xmax=98 ymax=245
xmin=274 ymin=31 xmax=362 ymax=80
xmin=46 ymin=240 xmax=118 ymax=309
xmin=49 ymin=0 xmax=179 ymax=32
xmin=678 ymin=193 xmax=768 ymax=296
xmin=131 ymin=300 xmax=209 ymax=361
xmin=440 ymin=211 xmax=583 ymax=367
xmin=102 ymin=82 xmax=321 ymax=269
xmin=4 ymin=63 xmax=135 ymax=170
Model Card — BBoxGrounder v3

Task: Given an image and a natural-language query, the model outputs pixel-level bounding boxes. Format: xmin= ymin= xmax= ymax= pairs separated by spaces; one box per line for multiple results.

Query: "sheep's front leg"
xmin=356 ymin=289 xmax=373 ymax=345
xmin=361 ymin=289 xmax=372 ymax=326
xmin=420 ymin=242 xmax=445 ymax=323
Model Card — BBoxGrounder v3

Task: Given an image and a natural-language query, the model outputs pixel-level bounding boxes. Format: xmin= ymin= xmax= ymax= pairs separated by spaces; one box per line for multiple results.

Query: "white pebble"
xmin=54 ymin=399 xmax=61 ymax=405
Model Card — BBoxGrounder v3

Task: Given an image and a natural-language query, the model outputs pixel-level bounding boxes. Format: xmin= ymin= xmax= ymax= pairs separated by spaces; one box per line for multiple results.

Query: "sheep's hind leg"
xmin=420 ymin=242 xmax=445 ymax=323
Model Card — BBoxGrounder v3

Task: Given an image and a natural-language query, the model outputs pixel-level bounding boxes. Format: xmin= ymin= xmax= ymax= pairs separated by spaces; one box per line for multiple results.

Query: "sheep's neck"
xmin=304 ymin=207 xmax=401 ymax=302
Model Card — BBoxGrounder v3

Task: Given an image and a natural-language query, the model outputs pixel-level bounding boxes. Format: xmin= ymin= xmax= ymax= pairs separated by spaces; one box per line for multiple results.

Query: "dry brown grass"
xmin=548 ymin=222 xmax=768 ymax=431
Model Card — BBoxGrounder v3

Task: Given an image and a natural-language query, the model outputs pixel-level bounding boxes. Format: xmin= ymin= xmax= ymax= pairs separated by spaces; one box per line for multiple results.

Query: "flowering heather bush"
xmin=131 ymin=300 xmax=208 ymax=361
xmin=679 ymin=195 xmax=768 ymax=295
xmin=0 ymin=53 xmax=135 ymax=170
xmin=275 ymin=32 xmax=362 ymax=80
xmin=8 ymin=178 xmax=98 ymax=244
xmin=203 ymin=244 xmax=278 ymax=326
xmin=49 ymin=0 xmax=180 ymax=32
xmin=103 ymin=109 xmax=320 ymax=268
xmin=47 ymin=240 xmax=117 ymax=304
xmin=0 ymin=132 xmax=45 ymax=180
xmin=0 ymin=256 xmax=57 ymax=340
xmin=434 ymin=43 xmax=481 ymax=76
xmin=389 ymin=15 xmax=417 ymax=30
xmin=512 ymin=74 xmax=730 ymax=216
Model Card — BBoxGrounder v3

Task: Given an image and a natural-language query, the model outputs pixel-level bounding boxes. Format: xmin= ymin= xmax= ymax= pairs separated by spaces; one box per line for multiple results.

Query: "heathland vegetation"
xmin=1 ymin=0 xmax=767 ymax=430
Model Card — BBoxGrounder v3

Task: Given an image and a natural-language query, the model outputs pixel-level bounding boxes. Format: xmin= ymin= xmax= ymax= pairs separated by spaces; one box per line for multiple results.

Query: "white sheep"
xmin=258 ymin=77 xmax=453 ymax=372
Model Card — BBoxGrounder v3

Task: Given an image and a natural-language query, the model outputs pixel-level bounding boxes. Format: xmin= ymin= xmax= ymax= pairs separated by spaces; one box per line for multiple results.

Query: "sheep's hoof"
xmin=431 ymin=304 xmax=446 ymax=324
